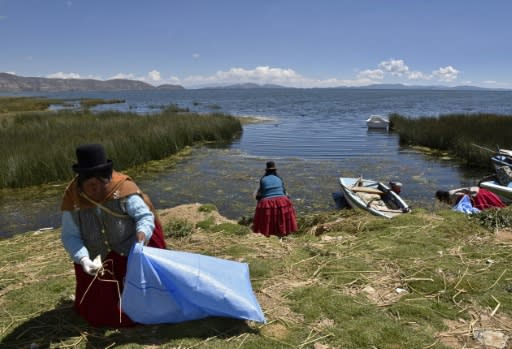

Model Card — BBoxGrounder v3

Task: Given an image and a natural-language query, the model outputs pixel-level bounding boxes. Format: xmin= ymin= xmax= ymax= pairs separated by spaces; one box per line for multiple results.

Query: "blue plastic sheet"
xmin=121 ymin=243 xmax=266 ymax=324
xmin=453 ymin=194 xmax=481 ymax=214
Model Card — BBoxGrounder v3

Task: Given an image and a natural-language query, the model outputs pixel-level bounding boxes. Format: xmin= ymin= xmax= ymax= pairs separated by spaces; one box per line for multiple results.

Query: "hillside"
xmin=0 ymin=73 xmax=184 ymax=92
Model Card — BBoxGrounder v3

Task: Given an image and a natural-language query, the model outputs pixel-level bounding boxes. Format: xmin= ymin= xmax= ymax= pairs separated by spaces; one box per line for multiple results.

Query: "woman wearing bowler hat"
xmin=60 ymin=144 xmax=166 ymax=327
xmin=252 ymin=161 xmax=298 ymax=237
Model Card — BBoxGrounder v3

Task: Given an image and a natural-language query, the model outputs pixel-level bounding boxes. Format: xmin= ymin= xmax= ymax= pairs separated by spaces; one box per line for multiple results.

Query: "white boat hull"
xmin=479 ymin=180 xmax=512 ymax=200
xmin=366 ymin=115 xmax=390 ymax=129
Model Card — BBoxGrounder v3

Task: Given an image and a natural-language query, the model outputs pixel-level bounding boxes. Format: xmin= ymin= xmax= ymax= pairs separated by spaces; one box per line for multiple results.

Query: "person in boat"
xmin=435 ymin=186 xmax=505 ymax=211
xmin=252 ymin=161 xmax=298 ymax=237
xmin=60 ymin=144 xmax=166 ymax=327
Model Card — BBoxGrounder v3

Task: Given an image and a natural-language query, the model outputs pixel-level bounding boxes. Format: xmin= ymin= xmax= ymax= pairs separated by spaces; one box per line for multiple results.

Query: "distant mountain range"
xmin=0 ymin=73 xmax=508 ymax=92
xmin=0 ymin=73 xmax=184 ymax=92
xmin=209 ymin=82 xmax=509 ymax=91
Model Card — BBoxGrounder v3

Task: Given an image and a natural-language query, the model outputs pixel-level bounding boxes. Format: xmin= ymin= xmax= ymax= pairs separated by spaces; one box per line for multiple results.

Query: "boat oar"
xmin=471 ymin=143 xmax=496 ymax=153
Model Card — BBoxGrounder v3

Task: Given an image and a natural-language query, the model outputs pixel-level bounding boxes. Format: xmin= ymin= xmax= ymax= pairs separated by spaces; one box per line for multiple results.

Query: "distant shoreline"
xmin=1 ymin=72 xmax=511 ymax=92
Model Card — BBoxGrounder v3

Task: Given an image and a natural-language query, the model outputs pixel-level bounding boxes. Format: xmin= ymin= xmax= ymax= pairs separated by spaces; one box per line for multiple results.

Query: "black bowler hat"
xmin=266 ymin=161 xmax=276 ymax=170
xmin=72 ymin=144 xmax=113 ymax=175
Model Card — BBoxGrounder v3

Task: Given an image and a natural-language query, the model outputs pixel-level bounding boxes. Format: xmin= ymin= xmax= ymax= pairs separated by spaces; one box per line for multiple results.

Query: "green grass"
xmin=2 ymin=205 xmax=511 ymax=348
xmin=0 ymin=108 xmax=242 ymax=188
xmin=389 ymin=112 xmax=512 ymax=169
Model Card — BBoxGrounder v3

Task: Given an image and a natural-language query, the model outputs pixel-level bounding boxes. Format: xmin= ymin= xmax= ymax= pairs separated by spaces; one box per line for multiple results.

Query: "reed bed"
xmin=0 ymin=108 xmax=242 ymax=188
xmin=389 ymin=113 xmax=512 ymax=168
xmin=0 ymin=96 xmax=64 ymax=114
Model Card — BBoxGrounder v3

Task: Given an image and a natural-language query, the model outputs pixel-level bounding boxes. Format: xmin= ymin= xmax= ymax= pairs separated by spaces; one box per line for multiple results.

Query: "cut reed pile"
xmin=1 ymin=205 xmax=511 ymax=348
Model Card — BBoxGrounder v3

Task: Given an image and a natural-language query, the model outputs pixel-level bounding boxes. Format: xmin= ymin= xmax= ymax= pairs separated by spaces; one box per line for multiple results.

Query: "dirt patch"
xmin=496 ymin=228 xmax=512 ymax=243
xmin=158 ymin=203 xmax=237 ymax=227
xmin=438 ymin=309 xmax=512 ymax=349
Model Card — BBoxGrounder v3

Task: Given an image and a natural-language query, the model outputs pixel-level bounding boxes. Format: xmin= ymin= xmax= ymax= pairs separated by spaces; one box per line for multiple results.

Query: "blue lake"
xmin=2 ymin=88 xmax=512 ymax=236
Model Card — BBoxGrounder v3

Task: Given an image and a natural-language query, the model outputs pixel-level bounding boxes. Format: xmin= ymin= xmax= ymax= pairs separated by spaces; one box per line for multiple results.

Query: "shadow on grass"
xmin=1 ymin=299 xmax=258 ymax=348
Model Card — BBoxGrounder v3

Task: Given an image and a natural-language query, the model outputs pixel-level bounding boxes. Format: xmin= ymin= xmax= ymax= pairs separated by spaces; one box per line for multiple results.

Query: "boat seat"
xmin=350 ymin=186 xmax=384 ymax=195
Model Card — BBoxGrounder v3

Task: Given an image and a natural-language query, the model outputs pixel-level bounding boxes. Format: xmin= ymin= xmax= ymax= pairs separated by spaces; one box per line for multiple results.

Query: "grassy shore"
xmin=1 ymin=205 xmax=511 ymax=348
xmin=0 ymin=105 xmax=242 ymax=188
xmin=389 ymin=113 xmax=512 ymax=169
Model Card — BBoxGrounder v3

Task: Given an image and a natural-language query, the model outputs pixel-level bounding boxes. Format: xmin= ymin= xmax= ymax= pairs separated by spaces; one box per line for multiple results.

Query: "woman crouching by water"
xmin=435 ymin=186 xmax=506 ymax=211
xmin=252 ymin=161 xmax=298 ymax=237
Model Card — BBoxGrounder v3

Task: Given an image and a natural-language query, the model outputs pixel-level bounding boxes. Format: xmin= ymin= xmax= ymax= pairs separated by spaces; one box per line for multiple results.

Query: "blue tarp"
xmin=121 ymin=243 xmax=266 ymax=324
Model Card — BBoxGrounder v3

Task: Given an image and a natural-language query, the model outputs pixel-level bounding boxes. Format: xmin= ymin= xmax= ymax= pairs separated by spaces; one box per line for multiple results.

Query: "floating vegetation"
xmin=79 ymin=98 xmax=125 ymax=108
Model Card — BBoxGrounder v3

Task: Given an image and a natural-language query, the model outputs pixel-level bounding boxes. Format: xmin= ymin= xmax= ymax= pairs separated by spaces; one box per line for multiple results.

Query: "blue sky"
xmin=1 ymin=0 xmax=511 ymax=88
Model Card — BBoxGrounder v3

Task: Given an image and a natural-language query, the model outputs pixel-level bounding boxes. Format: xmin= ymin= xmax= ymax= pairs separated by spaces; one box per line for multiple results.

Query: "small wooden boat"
xmin=339 ymin=177 xmax=410 ymax=218
xmin=366 ymin=115 xmax=389 ymax=129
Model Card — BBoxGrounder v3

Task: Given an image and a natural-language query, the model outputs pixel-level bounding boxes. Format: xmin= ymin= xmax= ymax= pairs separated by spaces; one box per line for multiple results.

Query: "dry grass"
xmin=1 ymin=206 xmax=512 ymax=348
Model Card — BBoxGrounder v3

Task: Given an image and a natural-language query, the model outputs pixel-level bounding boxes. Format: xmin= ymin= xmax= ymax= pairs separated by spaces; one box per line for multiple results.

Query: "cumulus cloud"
xmin=378 ymin=59 xmax=409 ymax=76
xmin=179 ymin=65 xmax=400 ymax=88
xmin=357 ymin=69 xmax=384 ymax=80
xmin=147 ymin=70 xmax=161 ymax=81
xmin=46 ymin=72 xmax=81 ymax=79
xmin=109 ymin=73 xmax=136 ymax=80
xmin=432 ymin=66 xmax=459 ymax=82
xmin=43 ymin=60 xmax=465 ymax=88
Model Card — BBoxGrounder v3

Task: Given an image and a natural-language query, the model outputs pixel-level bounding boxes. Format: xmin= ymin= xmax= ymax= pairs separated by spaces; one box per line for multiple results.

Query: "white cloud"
xmin=46 ymin=72 xmax=81 ymax=79
xmin=432 ymin=66 xmax=459 ymax=82
xmin=39 ymin=60 xmax=467 ymax=88
xmin=66 ymin=1 xmax=73 ymax=7
xmin=407 ymin=71 xmax=430 ymax=80
xmin=0 ymin=15 xmax=7 ymax=21
xmin=180 ymin=66 xmax=379 ymax=88
xmin=192 ymin=53 xmax=200 ymax=59
xmin=357 ymin=69 xmax=384 ymax=80
xmin=109 ymin=73 xmax=136 ymax=80
xmin=378 ymin=59 xmax=409 ymax=76
xmin=147 ymin=70 xmax=161 ymax=81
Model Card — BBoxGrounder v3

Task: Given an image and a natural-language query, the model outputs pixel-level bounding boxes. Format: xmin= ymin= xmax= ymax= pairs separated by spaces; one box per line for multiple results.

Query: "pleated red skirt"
xmin=252 ymin=196 xmax=298 ymax=237
xmin=73 ymin=226 xmax=166 ymax=327
xmin=473 ymin=188 xmax=506 ymax=210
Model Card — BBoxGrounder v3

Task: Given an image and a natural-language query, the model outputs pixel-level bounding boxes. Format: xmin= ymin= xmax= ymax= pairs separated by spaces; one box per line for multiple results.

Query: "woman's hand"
xmin=136 ymin=231 xmax=146 ymax=243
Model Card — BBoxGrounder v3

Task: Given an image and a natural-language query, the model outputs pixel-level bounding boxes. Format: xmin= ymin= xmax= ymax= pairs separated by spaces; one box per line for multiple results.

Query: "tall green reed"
xmin=0 ymin=109 xmax=242 ymax=188
xmin=389 ymin=113 xmax=512 ymax=168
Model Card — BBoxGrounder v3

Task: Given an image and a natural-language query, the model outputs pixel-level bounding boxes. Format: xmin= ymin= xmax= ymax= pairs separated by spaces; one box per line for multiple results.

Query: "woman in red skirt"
xmin=252 ymin=161 xmax=298 ymax=237
xmin=61 ymin=144 xmax=166 ymax=327
xmin=435 ymin=186 xmax=506 ymax=211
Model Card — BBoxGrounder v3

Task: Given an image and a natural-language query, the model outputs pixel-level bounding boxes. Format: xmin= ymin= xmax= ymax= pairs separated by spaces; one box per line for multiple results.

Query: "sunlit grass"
xmin=3 ymin=206 xmax=511 ymax=348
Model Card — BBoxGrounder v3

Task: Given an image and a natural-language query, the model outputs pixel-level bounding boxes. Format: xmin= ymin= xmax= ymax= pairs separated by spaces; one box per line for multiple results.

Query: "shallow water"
xmin=2 ymin=88 xmax=511 ymax=237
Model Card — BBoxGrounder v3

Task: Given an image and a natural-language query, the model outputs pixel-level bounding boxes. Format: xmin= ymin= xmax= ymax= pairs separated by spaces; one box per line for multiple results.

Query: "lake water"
xmin=2 ymin=88 xmax=512 ymax=236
